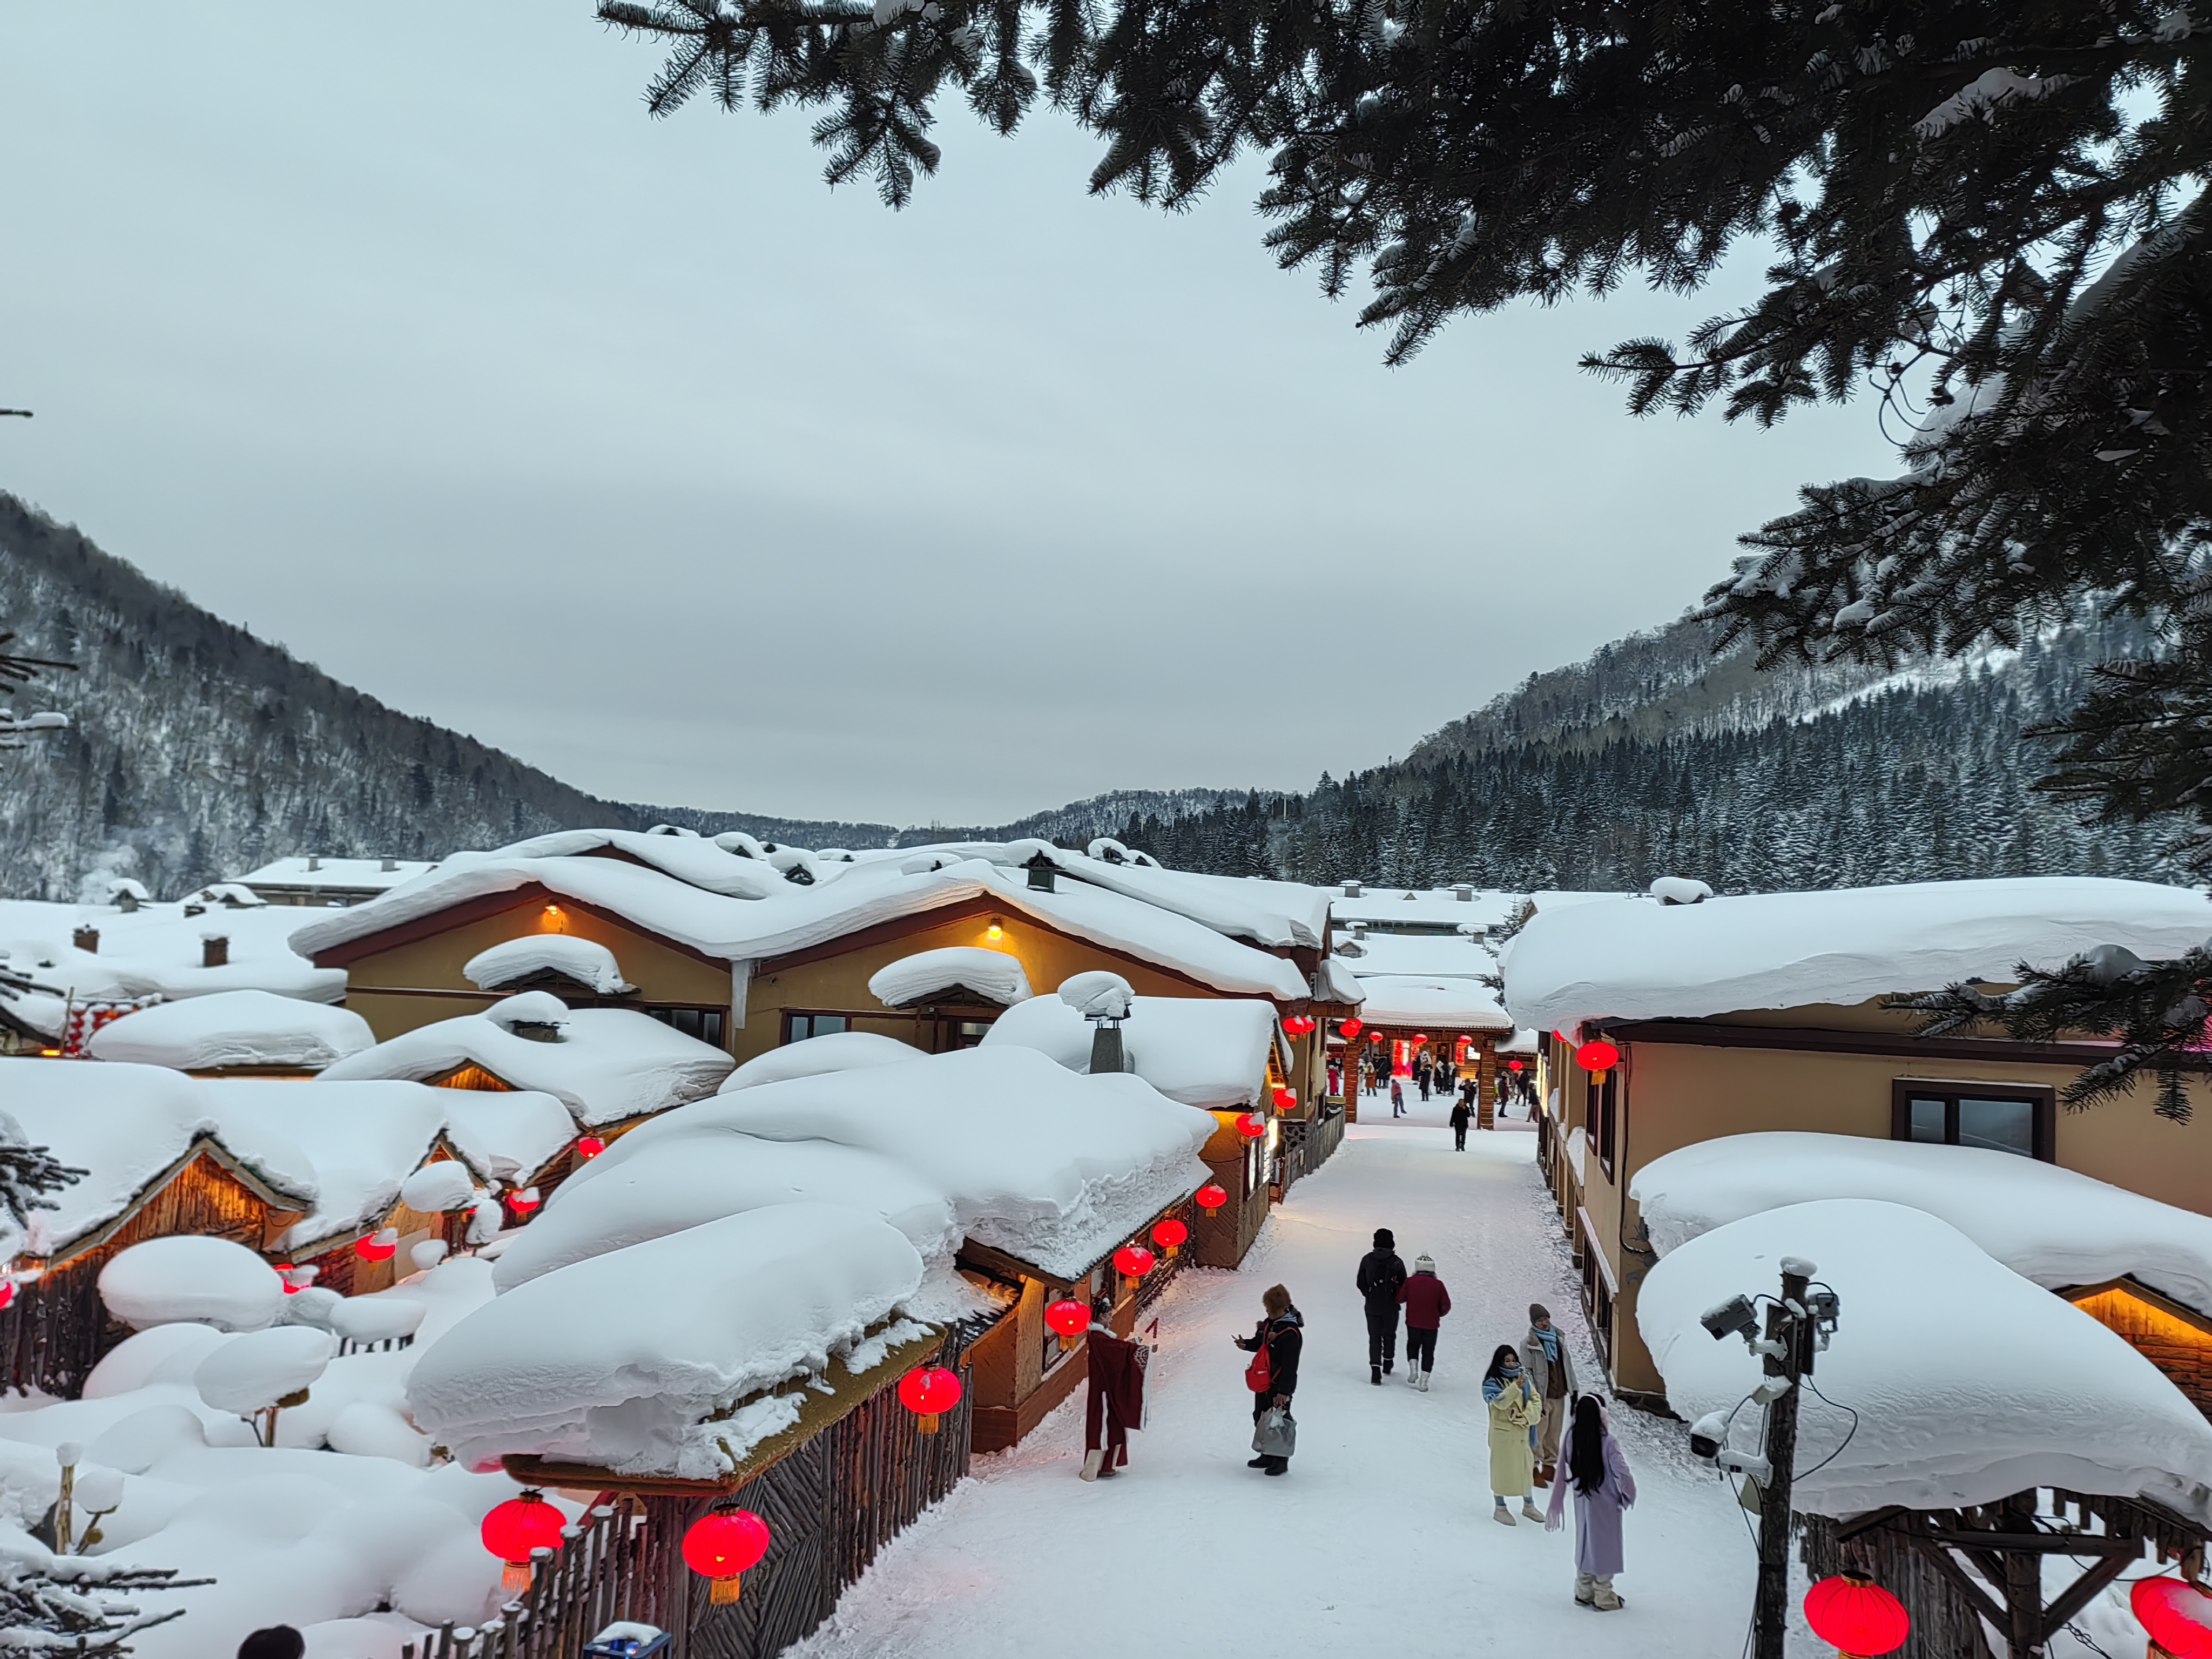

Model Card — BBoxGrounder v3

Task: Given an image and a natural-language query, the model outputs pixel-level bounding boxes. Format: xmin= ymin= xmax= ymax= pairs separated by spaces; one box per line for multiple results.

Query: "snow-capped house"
xmin=83 ymin=988 xmax=375 ymax=1076
xmin=1329 ymin=925 xmax=1518 ymax=1122
xmin=1501 ymin=875 xmax=2212 ymax=1404
xmin=226 ymin=853 xmax=439 ymax=907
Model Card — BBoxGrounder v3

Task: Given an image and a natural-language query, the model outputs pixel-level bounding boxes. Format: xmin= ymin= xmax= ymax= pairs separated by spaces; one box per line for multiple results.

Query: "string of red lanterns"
xmin=1803 ymin=1573 xmax=1910 ymax=1657
xmin=1282 ymin=1014 xmax=1318 ymax=1036
xmin=896 ymin=1366 xmax=964 ymax=1435
xmin=683 ymin=1506 xmax=771 ymax=1604
xmin=481 ymin=1491 xmax=567 ymax=1591
xmin=2134 ymin=1577 xmax=2212 ymax=1658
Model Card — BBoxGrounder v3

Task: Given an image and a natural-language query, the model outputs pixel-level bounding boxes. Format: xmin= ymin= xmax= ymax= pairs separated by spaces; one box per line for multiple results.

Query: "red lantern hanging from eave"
xmin=683 ymin=1507 xmax=771 ymax=1605
xmin=1272 ymin=1087 xmax=1297 ymax=1112
xmin=1235 ymin=1112 xmax=1266 ymax=1140
xmin=274 ymin=1264 xmax=302 ymax=1296
xmin=1803 ymin=1574 xmax=1911 ymax=1658
xmin=1507 ymin=1058 xmax=1525 ymax=1073
xmin=896 ymin=1365 xmax=964 ymax=1435
xmin=1113 ymin=1244 xmax=1157 ymax=1283
xmin=576 ymin=1136 xmax=606 ymax=1159
xmin=1411 ymin=1032 xmax=1429 ymax=1046
xmin=0 ymin=1280 xmax=16 ymax=1314
xmin=2134 ymin=1577 xmax=2212 ymax=1659
xmin=1046 ymin=1298 xmax=1089 ymax=1350
xmin=1152 ymin=1217 xmax=1189 ymax=1258
xmin=354 ymin=1228 xmax=399 ymax=1264
xmin=1195 ymin=1183 xmax=1228 ymax=1217
xmin=1575 ymin=1039 xmax=1621 ymax=1082
xmin=1340 ymin=1017 xmax=1364 ymax=1039
xmin=482 ymin=1491 xmax=567 ymax=1591
xmin=505 ymin=1186 xmax=541 ymax=1215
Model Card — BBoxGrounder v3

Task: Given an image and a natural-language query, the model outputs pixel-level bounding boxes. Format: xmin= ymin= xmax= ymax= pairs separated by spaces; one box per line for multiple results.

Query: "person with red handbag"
xmin=1234 ymin=1284 xmax=1303 ymax=1476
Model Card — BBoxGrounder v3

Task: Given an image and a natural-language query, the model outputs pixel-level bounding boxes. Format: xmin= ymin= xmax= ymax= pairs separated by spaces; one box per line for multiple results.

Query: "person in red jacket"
xmin=1081 ymin=1298 xmax=1147 ymax=1480
xmin=1395 ymin=1253 xmax=1452 ymax=1392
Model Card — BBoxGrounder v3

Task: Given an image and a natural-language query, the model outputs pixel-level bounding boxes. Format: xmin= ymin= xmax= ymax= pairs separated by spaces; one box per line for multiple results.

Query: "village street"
xmin=790 ymin=1108 xmax=1759 ymax=1658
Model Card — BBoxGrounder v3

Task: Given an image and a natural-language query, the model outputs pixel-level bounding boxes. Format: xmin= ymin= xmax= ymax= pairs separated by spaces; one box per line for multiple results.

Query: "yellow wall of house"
xmin=1585 ymin=1031 xmax=2212 ymax=1398
xmin=338 ymin=899 xmax=737 ymax=1045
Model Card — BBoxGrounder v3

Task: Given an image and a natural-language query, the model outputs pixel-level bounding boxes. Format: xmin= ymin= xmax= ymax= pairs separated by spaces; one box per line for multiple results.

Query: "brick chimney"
xmin=201 ymin=934 xmax=229 ymax=968
xmin=71 ymin=926 xmax=98 ymax=954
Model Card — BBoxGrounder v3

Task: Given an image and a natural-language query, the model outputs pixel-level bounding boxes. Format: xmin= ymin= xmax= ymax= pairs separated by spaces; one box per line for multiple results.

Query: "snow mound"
xmin=85 ymin=990 xmax=374 ymax=1072
xmin=1637 ymin=1199 xmax=2212 ymax=1520
xmin=462 ymin=935 xmax=633 ymax=996
xmin=982 ymin=993 xmax=1275 ymax=1108
xmin=1058 ymin=971 xmax=1134 ymax=1021
xmin=1631 ymin=1132 xmax=2212 ymax=1314
xmin=718 ymin=1031 xmax=918 ymax=1094
xmin=867 ymin=946 xmax=1032 ymax=1009
xmin=98 ymin=1236 xmax=287 ymax=1334
xmin=408 ymin=1203 xmax=925 ymax=1478
xmin=194 ymin=1326 xmax=335 ymax=1415
xmin=400 ymin=1162 xmax=479 ymax=1213
xmin=1343 ymin=974 xmax=1510 ymax=1030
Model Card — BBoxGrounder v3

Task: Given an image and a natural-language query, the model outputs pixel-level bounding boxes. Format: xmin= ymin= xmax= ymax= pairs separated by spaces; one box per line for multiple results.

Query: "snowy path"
xmin=791 ymin=1120 xmax=1757 ymax=1658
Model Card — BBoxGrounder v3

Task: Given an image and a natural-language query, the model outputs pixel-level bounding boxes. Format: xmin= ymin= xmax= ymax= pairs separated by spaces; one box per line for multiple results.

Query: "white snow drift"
xmin=462 ymin=934 xmax=634 ymax=996
xmin=85 ymin=990 xmax=374 ymax=1072
xmin=981 ymin=992 xmax=1277 ymax=1109
xmin=868 ymin=946 xmax=1033 ymax=1009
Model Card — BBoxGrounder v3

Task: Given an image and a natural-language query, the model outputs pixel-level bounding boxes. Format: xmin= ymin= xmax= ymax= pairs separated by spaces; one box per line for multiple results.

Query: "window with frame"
xmin=782 ymin=1012 xmax=849 ymax=1044
xmin=644 ymin=1006 xmax=725 ymax=1047
xmin=1890 ymin=1080 xmax=2055 ymax=1162
xmin=1592 ymin=1070 xmax=1620 ymax=1178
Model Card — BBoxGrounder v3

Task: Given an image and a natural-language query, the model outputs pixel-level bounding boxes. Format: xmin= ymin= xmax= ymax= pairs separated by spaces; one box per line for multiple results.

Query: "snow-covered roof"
xmin=1637 ymin=1198 xmax=2212 ymax=1522
xmin=197 ymin=1080 xmax=446 ymax=1257
xmin=84 ymin=990 xmax=374 ymax=1073
xmin=868 ymin=946 xmax=1032 ymax=1009
xmin=0 ymin=900 xmax=346 ymax=1039
xmin=718 ymin=1031 xmax=920 ymax=1093
xmin=227 ymin=857 xmax=439 ymax=893
xmin=461 ymin=934 xmax=633 ymax=995
xmin=1341 ymin=975 xmax=1512 ymax=1031
xmin=288 ymin=836 xmax=1314 ymax=1002
xmin=1330 ymin=887 xmax=1522 ymax=931
xmin=1503 ymin=877 xmax=2212 ymax=1035
xmin=1631 ymin=1131 xmax=2212 ymax=1316
xmin=409 ymin=1203 xmax=928 ymax=1479
xmin=1334 ymin=932 xmax=1499 ymax=979
xmin=980 ymin=992 xmax=1278 ymax=1109
xmin=315 ymin=993 xmax=733 ymax=1128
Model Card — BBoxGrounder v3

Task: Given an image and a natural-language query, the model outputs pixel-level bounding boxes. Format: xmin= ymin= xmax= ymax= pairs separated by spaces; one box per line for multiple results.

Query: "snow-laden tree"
xmin=0 ymin=1109 xmax=88 ymax=1230
xmin=0 ymin=628 xmax=71 ymax=751
xmin=0 ymin=1544 xmax=203 ymax=1651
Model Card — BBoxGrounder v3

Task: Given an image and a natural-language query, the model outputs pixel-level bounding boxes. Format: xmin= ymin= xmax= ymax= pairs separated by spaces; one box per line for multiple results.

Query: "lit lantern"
xmin=1411 ymin=1032 xmax=1428 ymax=1046
xmin=1152 ymin=1217 xmax=1189 ymax=1258
xmin=541 ymin=904 xmax=568 ymax=933
xmin=2133 ymin=1577 xmax=2212 ymax=1658
xmin=1507 ymin=1058 xmax=1525 ymax=1072
xmin=507 ymin=1186 xmax=541 ymax=1215
xmin=896 ymin=1366 xmax=964 ymax=1434
xmin=1235 ymin=1112 xmax=1266 ymax=1139
xmin=1114 ymin=1244 xmax=1156 ymax=1283
xmin=1046 ymin=1298 xmax=1089 ymax=1350
xmin=1803 ymin=1574 xmax=1911 ymax=1658
xmin=1196 ymin=1183 xmax=1228 ymax=1217
xmin=1272 ymin=1087 xmax=1297 ymax=1111
xmin=0 ymin=1280 xmax=16 ymax=1314
xmin=1368 ymin=1030 xmax=1385 ymax=1044
xmin=577 ymin=1136 xmax=606 ymax=1159
xmin=682 ymin=1507 xmax=771 ymax=1605
xmin=354 ymin=1228 xmax=399 ymax=1264
xmin=1574 ymin=1039 xmax=1621 ymax=1082
xmin=481 ymin=1490 xmax=567 ymax=1591
xmin=1340 ymin=1017 xmax=1364 ymax=1039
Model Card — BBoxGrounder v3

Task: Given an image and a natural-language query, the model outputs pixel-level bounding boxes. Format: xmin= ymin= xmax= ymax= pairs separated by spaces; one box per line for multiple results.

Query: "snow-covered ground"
xmin=788 ymin=1117 xmax=1758 ymax=1658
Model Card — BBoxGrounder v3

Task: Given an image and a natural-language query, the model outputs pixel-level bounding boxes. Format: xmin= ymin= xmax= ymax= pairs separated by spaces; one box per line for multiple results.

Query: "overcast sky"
xmin=1 ymin=5 xmax=1897 ymax=827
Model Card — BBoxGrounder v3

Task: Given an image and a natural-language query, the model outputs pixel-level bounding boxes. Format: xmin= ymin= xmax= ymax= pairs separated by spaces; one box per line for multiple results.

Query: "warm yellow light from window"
xmin=541 ymin=904 xmax=568 ymax=933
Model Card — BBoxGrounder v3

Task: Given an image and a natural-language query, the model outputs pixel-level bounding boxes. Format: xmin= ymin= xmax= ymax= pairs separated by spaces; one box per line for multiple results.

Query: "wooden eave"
xmin=1596 ymin=1017 xmax=2170 ymax=1068
xmin=501 ymin=1323 xmax=945 ymax=1496
xmin=39 ymin=1135 xmax=312 ymax=1268
xmin=955 ymin=1191 xmax=1199 ymax=1292
xmin=2061 ymin=1275 xmax=2212 ymax=1336
xmin=312 ymin=882 xmax=731 ymax=974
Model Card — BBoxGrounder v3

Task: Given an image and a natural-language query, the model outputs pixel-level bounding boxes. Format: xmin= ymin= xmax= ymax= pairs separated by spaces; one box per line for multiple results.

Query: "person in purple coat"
xmin=1544 ymin=1394 xmax=1636 ymax=1610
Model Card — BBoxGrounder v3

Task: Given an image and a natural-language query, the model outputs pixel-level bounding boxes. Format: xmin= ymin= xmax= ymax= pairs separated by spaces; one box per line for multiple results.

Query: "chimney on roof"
xmin=1024 ymin=853 xmax=1057 ymax=893
xmin=1455 ymin=884 xmax=1473 ymax=901
xmin=201 ymin=934 xmax=229 ymax=968
xmin=307 ymin=855 xmax=321 ymax=872
xmin=381 ymin=858 xmax=398 ymax=872
xmin=71 ymin=926 xmax=98 ymax=954
xmin=1342 ymin=881 xmax=1363 ymax=898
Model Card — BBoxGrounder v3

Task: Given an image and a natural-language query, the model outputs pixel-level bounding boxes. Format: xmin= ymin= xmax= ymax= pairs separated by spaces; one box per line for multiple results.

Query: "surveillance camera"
xmin=1700 ymin=1293 xmax=1758 ymax=1343
xmin=1688 ymin=1410 xmax=1729 ymax=1460
xmin=1807 ymin=1288 xmax=1841 ymax=1332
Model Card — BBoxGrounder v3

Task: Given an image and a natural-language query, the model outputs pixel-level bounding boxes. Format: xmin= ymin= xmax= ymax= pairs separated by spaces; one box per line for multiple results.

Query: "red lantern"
xmin=1152 ymin=1217 xmax=1189 ymax=1258
xmin=1235 ymin=1112 xmax=1266 ymax=1139
xmin=1368 ymin=1030 xmax=1385 ymax=1044
xmin=577 ymin=1136 xmax=605 ymax=1159
xmin=1411 ymin=1032 xmax=1428 ymax=1044
xmin=1195 ymin=1183 xmax=1228 ymax=1216
xmin=683 ymin=1507 xmax=770 ymax=1605
xmin=0 ymin=1280 xmax=16 ymax=1313
xmin=1340 ymin=1017 xmax=1364 ymax=1039
xmin=1507 ymin=1058 xmax=1525 ymax=1073
xmin=896 ymin=1365 xmax=964 ymax=1434
xmin=1803 ymin=1574 xmax=1911 ymax=1658
xmin=505 ymin=1186 xmax=541 ymax=1215
xmin=1114 ymin=1244 xmax=1156 ymax=1283
xmin=1575 ymin=1039 xmax=1620 ymax=1081
xmin=2134 ymin=1578 xmax=2212 ymax=1659
xmin=355 ymin=1228 xmax=399 ymax=1264
xmin=1046 ymin=1298 xmax=1089 ymax=1350
xmin=1272 ymin=1087 xmax=1297 ymax=1111
xmin=481 ymin=1491 xmax=567 ymax=1591
xmin=275 ymin=1264 xmax=301 ymax=1296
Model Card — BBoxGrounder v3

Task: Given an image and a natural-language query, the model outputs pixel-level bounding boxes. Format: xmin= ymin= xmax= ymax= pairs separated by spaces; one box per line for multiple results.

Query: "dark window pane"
xmin=818 ymin=1015 xmax=848 ymax=1037
xmin=1959 ymin=1098 xmax=2035 ymax=1157
xmin=1907 ymin=1098 xmax=1947 ymax=1143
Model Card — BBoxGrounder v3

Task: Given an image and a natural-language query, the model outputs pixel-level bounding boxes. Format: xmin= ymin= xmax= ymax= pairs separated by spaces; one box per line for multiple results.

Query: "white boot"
xmin=1493 ymin=1501 xmax=1515 ymax=1526
xmin=1080 ymin=1448 xmax=1103 ymax=1482
xmin=1521 ymin=1498 xmax=1544 ymax=1522
xmin=1591 ymin=1576 xmax=1624 ymax=1611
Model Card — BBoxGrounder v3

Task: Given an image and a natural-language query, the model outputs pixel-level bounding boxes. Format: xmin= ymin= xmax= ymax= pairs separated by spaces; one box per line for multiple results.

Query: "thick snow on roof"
xmin=228 ymin=857 xmax=438 ymax=892
xmin=316 ymin=994 xmax=732 ymax=1127
xmin=1503 ymin=877 xmax=2212 ymax=1034
xmin=85 ymin=990 xmax=374 ymax=1072
xmin=868 ymin=946 xmax=1032 ymax=1009
xmin=1343 ymin=975 xmax=1512 ymax=1030
xmin=409 ymin=1203 xmax=925 ymax=1479
xmin=289 ymin=838 xmax=1312 ymax=1001
xmin=719 ymin=1031 xmax=920 ymax=1093
xmin=1631 ymin=1131 xmax=2212 ymax=1315
xmin=1330 ymin=887 xmax=1522 ymax=931
xmin=0 ymin=900 xmax=345 ymax=1038
xmin=462 ymin=933 xmax=632 ymax=995
xmin=1638 ymin=1199 xmax=2212 ymax=1521
xmin=1334 ymin=932 xmax=1498 ymax=979
xmin=981 ymin=993 xmax=1276 ymax=1109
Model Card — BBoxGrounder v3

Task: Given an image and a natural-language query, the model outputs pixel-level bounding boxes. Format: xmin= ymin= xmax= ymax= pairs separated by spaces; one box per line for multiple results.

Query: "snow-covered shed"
xmin=1499 ymin=875 xmax=2212 ymax=1403
xmin=83 ymin=989 xmax=375 ymax=1075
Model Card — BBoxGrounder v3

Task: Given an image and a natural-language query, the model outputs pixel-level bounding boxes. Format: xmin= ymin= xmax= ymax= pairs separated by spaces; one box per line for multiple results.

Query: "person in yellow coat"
xmin=1482 ymin=1344 xmax=1545 ymax=1525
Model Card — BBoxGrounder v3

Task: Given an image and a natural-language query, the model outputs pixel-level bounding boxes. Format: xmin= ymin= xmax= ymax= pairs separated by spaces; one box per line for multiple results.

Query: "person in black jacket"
xmin=1235 ymin=1284 xmax=1304 ymax=1475
xmin=1354 ymin=1228 xmax=1407 ymax=1386
xmin=1448 ymin=1092 xmax=1473 ymax=1151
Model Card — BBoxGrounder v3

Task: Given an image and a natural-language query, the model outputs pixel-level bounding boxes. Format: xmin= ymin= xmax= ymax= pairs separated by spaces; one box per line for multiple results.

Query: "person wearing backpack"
xmin=1235 ymin=1284 xmax=1304 ymax=1476
xmin=1354 ymin=1228 xmax=1408 ymax=1385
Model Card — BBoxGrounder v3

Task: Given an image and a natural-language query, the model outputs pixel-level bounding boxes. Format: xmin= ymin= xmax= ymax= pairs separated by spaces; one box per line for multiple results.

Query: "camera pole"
xmin=1752 ymin=1259 xmax=1813 ymax=1659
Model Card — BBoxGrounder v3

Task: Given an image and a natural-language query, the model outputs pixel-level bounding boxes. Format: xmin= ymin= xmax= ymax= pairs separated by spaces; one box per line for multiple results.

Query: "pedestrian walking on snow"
xmin=1390 ymin=1076 xmax=1406 ymax=1118
xmin=1081 ymin=1297 xmax=1147 ymax=1480
xmin=1522 ymin=1303 xmax=1576 ymax=1487
xmin=1354 ymin=1229 xmax=1407 ymax=1385
xmin=1396 ymin=1254 xmax=1451 ymax=1388
xmin=1448 ymin=1095 xmax=1471 ymax=1151
xmin=1416 ymin=1055 xmax=1432 ymax=1101
xmin=1236 ymin=1284 xmax=1303 ymax=1476
xmin=1483 ymin=1344 xmax=1545 ymax=1524
xmin=1545 ymin=1394 xmax=1637 ymax=1610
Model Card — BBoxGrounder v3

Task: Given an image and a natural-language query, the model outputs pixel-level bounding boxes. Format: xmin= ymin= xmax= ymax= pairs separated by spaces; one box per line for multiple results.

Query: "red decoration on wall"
xmin=896 ymin=1366 xmax=965 ymax=1434
xmin=482 ymin=1491 xmax=567 ymax=1591
xmin=683 ymin=1507 xmax=771 ymax=1605
xmin=1195 ymin=1183 xmax=1228 ymax=1216
xmin=1113 ymin=1244 xmax=1157 ymax=1280
xmin=2133 ymin=1578 xmax=2212 ymax=1659
xmin=1574 ymin=1039 xmax=1620 ymax=1080
xmin=1046 ymin=1298 xmax=1089 ymax=1349
xmin=576 ymin=1136 xmax=606 ymax=1159
xmin=1151 ymin=1217 xmax=1189 ymax=1257
xmin=1235 ymin=1112 xmax=1266 ymax=1139
xmin=1802 ymin=1574 xmax=1911 ymax=1657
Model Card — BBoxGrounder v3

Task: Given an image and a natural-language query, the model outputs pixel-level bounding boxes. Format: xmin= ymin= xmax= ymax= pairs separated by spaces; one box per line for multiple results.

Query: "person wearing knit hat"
xmin=1354 ymin=1228 xmax=1407 ymax=1386
xmin=1395 ymin=1253 xmax=1452 ymax=1391
xmin=1523 ymin=1302 xmax=1578 ymax=1486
